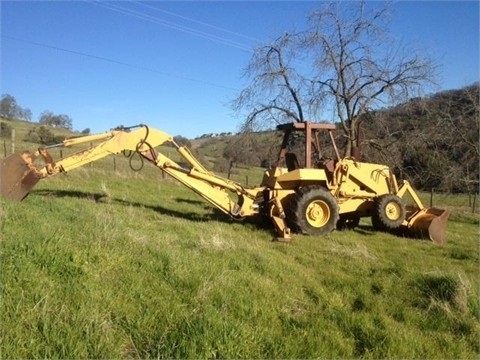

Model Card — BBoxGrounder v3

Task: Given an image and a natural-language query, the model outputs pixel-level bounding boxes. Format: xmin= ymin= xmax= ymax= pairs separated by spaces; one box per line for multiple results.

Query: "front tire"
xmin=371 ymin=194 xmax=406 ymax=231
xmin=289 ymin=186 xmax=339 ymax=236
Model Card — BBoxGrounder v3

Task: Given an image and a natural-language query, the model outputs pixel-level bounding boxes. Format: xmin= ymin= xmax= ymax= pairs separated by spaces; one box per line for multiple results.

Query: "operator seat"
xmin=285 ymin=153 xmax=300 ymax=172
xmin=318 ymin=158 xmax=336 ymax=182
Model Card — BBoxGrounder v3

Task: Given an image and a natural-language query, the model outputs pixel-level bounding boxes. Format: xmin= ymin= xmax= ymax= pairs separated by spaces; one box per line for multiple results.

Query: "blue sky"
xmin=1 ymin=1 xmax=479 ymax=138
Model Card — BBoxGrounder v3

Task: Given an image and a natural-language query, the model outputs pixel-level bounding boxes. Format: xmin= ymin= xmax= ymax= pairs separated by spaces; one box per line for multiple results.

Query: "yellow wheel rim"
xmin=385 ymin=201 xmax=401 ymax=221
xmin=306 ymin=200 xmax=330 ymax=228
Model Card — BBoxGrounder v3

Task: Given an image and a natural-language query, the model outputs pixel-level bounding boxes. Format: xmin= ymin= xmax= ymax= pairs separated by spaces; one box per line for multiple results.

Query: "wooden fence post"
xmin=430 ymin=188 xmax=434 ymax=208
xmin=11 ymin=129 xmax=15 ymax=154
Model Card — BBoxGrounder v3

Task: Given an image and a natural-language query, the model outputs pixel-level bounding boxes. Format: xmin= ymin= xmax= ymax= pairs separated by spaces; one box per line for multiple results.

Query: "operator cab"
xmin=274 ymin=122 xmax=340 ymax=179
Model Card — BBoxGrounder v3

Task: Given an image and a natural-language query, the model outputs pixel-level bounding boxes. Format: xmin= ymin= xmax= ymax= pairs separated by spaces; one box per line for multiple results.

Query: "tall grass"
xmin=1 ymin=161 xmax=479 ymax=358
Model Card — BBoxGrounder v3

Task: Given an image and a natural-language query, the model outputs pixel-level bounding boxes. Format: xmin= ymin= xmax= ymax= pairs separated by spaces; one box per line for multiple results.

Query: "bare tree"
xmin=233 ymin=33 xmax=309 ymax=131
xmin=305 ymin=2 xmax=436 ymax=156
xmin=234 ymin=2 xmax=436 ymax=157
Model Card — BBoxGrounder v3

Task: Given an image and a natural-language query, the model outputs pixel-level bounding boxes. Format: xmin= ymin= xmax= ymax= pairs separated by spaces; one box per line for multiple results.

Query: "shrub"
xmin=24 ymin=126 xmax=61 ymax=145
xmin=0 ymin=122 xmax=12 ymax=137
xmin=25 ymin=127 xmax=40 ymax=143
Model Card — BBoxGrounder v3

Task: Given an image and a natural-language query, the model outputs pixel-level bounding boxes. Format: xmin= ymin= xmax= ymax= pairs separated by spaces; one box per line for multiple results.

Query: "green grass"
xmin=1 ymin=119 xmax=479 ymax=358
xmin=1 ymin=161 xmax=479 ymax=358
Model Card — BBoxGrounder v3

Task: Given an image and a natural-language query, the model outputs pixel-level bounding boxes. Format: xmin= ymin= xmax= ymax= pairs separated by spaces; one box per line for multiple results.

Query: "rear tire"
xmin=371 ymin=194 xmax=406 ymax=231
xmin=289 ymin=186 xmax=339 ymax=236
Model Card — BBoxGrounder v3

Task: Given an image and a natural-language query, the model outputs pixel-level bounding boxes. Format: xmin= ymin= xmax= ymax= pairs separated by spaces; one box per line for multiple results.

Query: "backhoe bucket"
xmin=0 ymin=152 xmax=40 ymax=201
xmin=403 ymin=207 xmax=451 ymax=245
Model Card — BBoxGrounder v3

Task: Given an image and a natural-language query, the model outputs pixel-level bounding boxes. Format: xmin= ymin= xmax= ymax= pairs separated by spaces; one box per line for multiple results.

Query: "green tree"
xmin=0 ymin=122 xmax=12 ymax=137
xmin=0 ymin=94 xmax=32 ymax=121
xmin=0 ymin=94 xmax=18 ymax=119
xmin=39 ymin=111 xmax=73 ymax=130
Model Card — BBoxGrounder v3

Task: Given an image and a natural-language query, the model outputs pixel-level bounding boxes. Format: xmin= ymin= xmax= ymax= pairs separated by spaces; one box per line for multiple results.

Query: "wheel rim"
xmin=385 ymin=201 xmax=401 ymax=221
xmin=306 ymin=200 xmax=330 ymax=228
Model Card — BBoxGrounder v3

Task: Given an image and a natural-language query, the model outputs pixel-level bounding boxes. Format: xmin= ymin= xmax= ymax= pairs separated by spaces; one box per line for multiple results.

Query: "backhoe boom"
xmin=0 ymin=125 xmax=262 ymax=228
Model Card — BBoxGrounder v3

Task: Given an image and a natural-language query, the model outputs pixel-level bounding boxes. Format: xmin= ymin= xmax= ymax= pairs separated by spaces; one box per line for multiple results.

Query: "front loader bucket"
xmin=404 ymin=207 xmax=451 ymax=245
xmin=0 ymin=152 xmax=41 ymax=201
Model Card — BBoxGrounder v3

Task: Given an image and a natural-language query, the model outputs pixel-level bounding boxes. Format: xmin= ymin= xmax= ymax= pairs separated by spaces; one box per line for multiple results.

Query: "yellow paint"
xmin=4 ymin=123 xmax=448 ymax=242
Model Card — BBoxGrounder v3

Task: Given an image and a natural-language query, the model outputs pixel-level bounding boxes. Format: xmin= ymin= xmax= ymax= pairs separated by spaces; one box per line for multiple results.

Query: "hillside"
xmin=0 ymin=158 xmax=478 ymax=358
xmin=1 ymin=106 xmax=479 ymax=358
xmin=362 ymin=84 xmax=479 ymax=192
xmin=0 ymin=117 xmax=78 ymax=154
xmin=1 ymin=83 xmax=479 ymax=193
xmin=193 ymin=84 xmax=480 ymax=193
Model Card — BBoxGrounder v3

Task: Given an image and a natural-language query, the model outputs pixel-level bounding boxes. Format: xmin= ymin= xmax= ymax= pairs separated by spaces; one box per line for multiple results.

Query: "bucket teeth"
xmin=0 ymin=152 xmax=41 ymax=201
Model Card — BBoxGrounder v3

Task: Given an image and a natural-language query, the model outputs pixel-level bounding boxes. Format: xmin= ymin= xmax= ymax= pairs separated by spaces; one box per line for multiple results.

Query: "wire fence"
xmin=2 ymin=135 xmax=479 ymax=214
xmin=424 ymin=190 xmax=479 ymax=214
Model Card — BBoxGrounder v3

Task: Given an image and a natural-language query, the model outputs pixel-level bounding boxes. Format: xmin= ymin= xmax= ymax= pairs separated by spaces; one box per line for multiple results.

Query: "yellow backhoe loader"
xmin=0 ymin=122 xmax=450 ymax=244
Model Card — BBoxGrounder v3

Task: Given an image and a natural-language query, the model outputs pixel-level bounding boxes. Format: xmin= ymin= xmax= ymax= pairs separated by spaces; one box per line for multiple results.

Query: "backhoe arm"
xmin=35 ymin=125 xmax=172 ymax=177
xmin=1 ymin=124 xmax=262 ymax=221
xmin=148 ymin=146 xmax=261 ymax=218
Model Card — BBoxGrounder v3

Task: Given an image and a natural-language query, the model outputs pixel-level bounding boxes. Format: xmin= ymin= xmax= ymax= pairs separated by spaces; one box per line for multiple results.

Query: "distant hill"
xmin=193 ymin=84 xmax=479 ymax=193
xmin=2 ymin=84 xmax=478 ymax=192
xmin=0 ymin=117 xmax=79 ymax=155
xmin=362 ymin=83 xmax=479 ymax=192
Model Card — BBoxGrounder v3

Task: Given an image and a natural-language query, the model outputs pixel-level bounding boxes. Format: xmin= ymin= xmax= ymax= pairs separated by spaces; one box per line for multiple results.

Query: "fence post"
xmin=473 ymin=193 xmax=477 ymax=214
xmin=113 ymin=157 xmax=116 ymax=172
xmin=11 ymin=129 xmax=15 ymax=154
xmin=430 ymin=188 xmax=434 ymax=208
xmin=3 ymin=140 xmax=6 ymax=157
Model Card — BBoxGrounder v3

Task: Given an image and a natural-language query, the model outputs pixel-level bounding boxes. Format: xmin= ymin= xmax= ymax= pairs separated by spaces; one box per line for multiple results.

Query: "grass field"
xmin=1 ymin=153 xmax=479 ymax=358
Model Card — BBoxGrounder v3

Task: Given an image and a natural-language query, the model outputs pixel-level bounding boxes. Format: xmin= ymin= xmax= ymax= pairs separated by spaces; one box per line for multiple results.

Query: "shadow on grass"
xmin=352 ymin=224 xmax=376 ymax=236
xmin=340 ymin=223 xmax=432 ymax=244
xmin=174 ymin=197 xmax=205 ymax=206
xmin=32 ymin=189 xmax=430 ymax=243
xmin=32 ymin=189 xmax=273 ymax=233
xmin=114 ymin=198 xmax=274 ymax=234
xmin=33 ymin=189 xmax=108 ymax=202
